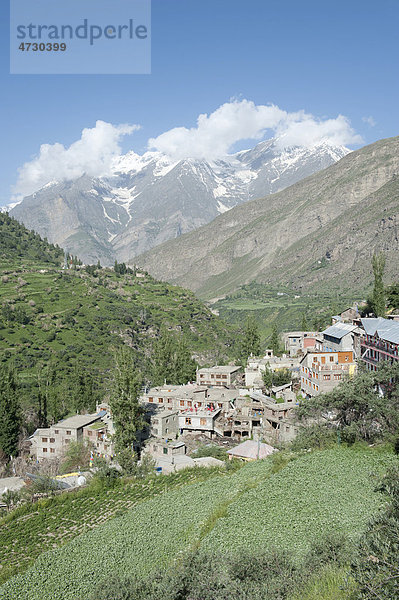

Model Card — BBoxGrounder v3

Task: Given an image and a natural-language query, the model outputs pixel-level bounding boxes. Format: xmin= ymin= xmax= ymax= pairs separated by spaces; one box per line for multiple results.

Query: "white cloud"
xmin=148 ymin=100 xmax=362 ymax=160
xmin=362 ymin=115 xmax=376 ymax=127
xmin=14 ymin=120 xmax=139 ymax=198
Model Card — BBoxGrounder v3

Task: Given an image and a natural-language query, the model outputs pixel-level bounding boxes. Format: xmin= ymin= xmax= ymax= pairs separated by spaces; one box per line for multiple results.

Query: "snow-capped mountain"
xmin=10 ymin=140 xmax=349 ymax=265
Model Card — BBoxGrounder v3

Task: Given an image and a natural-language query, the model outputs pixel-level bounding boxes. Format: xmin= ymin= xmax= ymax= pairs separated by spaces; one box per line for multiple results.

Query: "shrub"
xmin=291 ymin=424 xmax=337 ymax=451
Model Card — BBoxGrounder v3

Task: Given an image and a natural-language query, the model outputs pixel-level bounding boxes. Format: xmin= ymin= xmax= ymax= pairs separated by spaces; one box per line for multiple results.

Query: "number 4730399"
xmin=18 ymin=42 xmax=67 ymax=51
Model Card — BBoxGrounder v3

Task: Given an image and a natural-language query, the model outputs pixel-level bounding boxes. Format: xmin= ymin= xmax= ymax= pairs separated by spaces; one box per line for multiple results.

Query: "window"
xmin=211 ymin=374 xmax=215 ymax=378
xmin=187 ymin=401 xmax=192 ymax=407
xmin=323 ymin=374 xmax=331 ymax=380
xmin=163 ymin=448 xmax=168 ymax=455
xmin=50 ymin=448 xmax=55 ymax=454
xmin=54 ymin=430 xmax=59 ymax=434
xmin=148 ymin=397 xmax=153 ymax=403
xmin=158 ymin=398 xmax=163 ymax=403
xmin=200 ymin=418 xmax=206 ymax=426
xmin=64 ymin=439 xmax=70 ymax=445
xmin=87 ymin=431 xmax=93 ymax=436
xmin=185 ymin=417 xmax=192 ymax=425
xmin=222 ymin=375 xmax=227 ymax=379
xmin=43 ymin=448 xmax=47 ymax=453
xmin=49 ymin=438 xmax=55 ymax=443
xmin=329 ymin=356 xmax=334 ymax=362
xmin=180 ymin=400 xmax=185 ymax=407
xmin=66 ymin=430 xmax=71 ymax=435
xmin=42 ymin=437 xmax=48 ymax=443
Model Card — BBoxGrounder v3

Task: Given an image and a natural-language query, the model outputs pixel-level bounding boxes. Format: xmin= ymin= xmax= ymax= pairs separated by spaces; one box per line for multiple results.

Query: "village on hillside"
xmin=25 ymin=309 xmax=399 ymax=478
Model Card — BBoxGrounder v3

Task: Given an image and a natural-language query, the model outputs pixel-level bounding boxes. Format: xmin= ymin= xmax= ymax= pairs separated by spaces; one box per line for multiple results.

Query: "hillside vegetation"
xmin=0 ymin=212 xmax=63 ymax=267
xmin=0 ymin=213 xmax=235 ymax=424
xmin=0 ymin=446 xmax=396 ymax=600
xmin=135 ymin=136 xmax=399 ymax=299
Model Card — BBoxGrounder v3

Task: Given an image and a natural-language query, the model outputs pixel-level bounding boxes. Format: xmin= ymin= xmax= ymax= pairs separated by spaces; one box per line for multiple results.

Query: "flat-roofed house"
xmin=196 ymin=365 xmax=242 ymax=387
xmin=282 ymin=332 xmax=318 ymax=357
xmin=300 ymin=351 xmax=356 ymax=397
xmin=30 ymin=413 xmax=102 ymax=461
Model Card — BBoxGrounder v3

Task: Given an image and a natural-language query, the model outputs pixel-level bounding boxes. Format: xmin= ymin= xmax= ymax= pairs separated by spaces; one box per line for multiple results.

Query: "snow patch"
xmin=217 ymin=200 xmax=230 ymax=214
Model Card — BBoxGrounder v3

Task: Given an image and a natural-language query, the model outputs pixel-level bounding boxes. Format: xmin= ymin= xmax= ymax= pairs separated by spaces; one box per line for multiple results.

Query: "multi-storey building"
xmin=360 ymin=318 xmax=399 ymax=371
xmin=282 ymin=331 xmax=318 ymax=357
xmin=300 ymin=351 xmax=356 ymax=397
xmin=245 ymin=355 xmax=300 ymax=387
xmin=321 ymin=322 xmax=363 ymax=358
xmin=196 ymin=365 xmax=242 ymax=387
xmin=30 ymin=413 xmax=103 ymax=461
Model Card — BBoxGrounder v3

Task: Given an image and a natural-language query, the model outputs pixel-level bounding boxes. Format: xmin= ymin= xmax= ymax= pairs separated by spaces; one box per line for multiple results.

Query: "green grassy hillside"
xmin=0 ymin=212 xmax=63 ymax=267
xmin=0 ymin=446 xmax=396 ymax=600
xmin=212 ymin=283 xmax=363 ymax=342
xmin=0 ymin=212 xmax=235 ymax=422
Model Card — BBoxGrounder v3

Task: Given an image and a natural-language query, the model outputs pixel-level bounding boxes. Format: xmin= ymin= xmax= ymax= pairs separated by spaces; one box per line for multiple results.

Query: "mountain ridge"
xmin=10 ymin=139 xmax=348 ymax=265
xmin=134 ymin=135 xmax=399 ymax=299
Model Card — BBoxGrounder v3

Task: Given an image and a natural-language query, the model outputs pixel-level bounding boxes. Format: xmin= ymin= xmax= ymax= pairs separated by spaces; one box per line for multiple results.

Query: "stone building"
xmin=196 ymin=365 xmax=242 ymax=387
xmin=30 ymin=413 xmax=103 ymax=461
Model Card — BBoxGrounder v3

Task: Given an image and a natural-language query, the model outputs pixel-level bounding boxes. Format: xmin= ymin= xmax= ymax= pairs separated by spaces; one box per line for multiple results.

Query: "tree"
xmin=301 ymin=314 xmax=308 ymax=331
xmin=371 ymin=252 xmax=386 ymax=317
xmin=60 ymin=440 xmax=92 ymax=474
xmin=386 ymin=282 xmax=399 ymax=311
xmin=0 ymin=366 xmax=21 ymax=458
xmin=109 ymin=347 xmax=145 ymax=454
xmin=262 ymin=364 xmax=273 ymax=390
xmin=239 ymin=317 xmax=261 ymax=363
xmin=72 ymin=367 xmax=97 ymax=414
xmin=298 ymin=363 xmax=399 ymax=443
xmin=152 ymin=328 xmax=197 ymax=385
xmin=269 ymin=325 xmax=280 ymax=356
xmin=351 ymin=467 xmax=399 ymax=600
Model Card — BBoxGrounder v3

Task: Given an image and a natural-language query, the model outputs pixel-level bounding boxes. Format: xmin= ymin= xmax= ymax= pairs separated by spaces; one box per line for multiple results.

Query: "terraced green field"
xmin=0 ymin=465 xmax=231 ymax=584
xmin=0 ymin=446 xmax=396 ymax=600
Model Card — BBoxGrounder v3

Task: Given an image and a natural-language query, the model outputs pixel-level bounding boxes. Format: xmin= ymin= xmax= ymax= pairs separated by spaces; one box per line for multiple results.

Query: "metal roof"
xmin=322 ymin=322 xmax=358 ymax=340
xmin=361 ymin=318 xmax=399 ymax=344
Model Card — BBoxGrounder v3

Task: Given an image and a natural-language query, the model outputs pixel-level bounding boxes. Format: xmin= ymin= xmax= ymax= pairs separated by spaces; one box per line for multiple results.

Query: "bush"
xmin=60 ymin=441 xmax=91 ymax=474
xmin=351 ymin=467 xmax=399 ymax=600
xmin=291 ymin=424 xmax=337 ymax=451
xmin=192 ymin=445 xmax=228 ymax=461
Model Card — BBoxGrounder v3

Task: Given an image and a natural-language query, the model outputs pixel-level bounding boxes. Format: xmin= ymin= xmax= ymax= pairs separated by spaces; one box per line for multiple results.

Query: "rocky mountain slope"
xmin=134 ymin=136 xmax=399 ymax=299
xmin=10 ymin=140 xmax=348 ymax=265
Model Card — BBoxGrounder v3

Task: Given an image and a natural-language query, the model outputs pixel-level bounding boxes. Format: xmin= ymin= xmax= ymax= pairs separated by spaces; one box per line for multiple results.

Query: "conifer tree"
xmin=239 ymin=317 xmax=261 ymax=363
xmin=371 ymin=252 xmax=386 ymax=317
xmin=152 ymin=328 xmax=197 ymax=385
xmin=109 ymin=347 xmax=145 ymax=453
xmin=0 ymin=366 xmax=21 ymax=458
xmin=269 ymin=325 xmax=280 ymax=356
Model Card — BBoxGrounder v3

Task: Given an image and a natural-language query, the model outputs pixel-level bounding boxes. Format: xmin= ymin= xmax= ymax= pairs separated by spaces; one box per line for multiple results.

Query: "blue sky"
xmin=1 ymin=0 xmax=398 ymax=204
